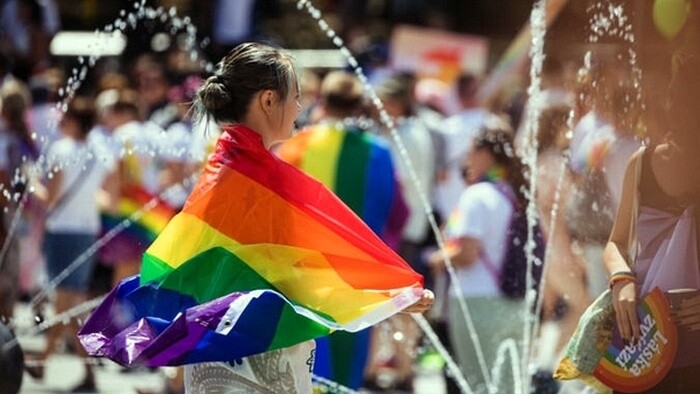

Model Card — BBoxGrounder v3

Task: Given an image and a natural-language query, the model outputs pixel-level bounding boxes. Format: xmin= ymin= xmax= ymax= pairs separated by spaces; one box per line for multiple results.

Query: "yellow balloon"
xmin=653 ymin=0 xmax=691 ymax=39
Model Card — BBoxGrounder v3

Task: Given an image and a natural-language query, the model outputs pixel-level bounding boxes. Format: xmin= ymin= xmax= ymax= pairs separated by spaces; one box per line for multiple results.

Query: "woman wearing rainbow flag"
xmin=79 ymin=42 xmax=433 ymax=393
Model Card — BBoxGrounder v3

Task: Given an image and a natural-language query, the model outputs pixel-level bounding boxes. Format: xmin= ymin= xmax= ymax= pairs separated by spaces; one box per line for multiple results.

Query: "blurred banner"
xmin=50 ymin=31 xmax=127 ymax=57
xmin=389 ymin=25 xmax=489 ymax=84
xmin=479 ymin=0 xmax=570 ymax=102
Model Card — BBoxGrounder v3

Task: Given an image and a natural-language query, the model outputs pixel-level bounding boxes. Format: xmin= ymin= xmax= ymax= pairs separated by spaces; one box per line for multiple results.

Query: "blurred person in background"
xmin=27 ymin=96 xmax=117 ymax=392
xmin=534 ymin=100 xmax=591 ymax=363
xmin=160 ymin=74 xmax=203 ymax=211
xmin=27 ymin=68 xmax=62 ymax=153
xmin=434 ymin=73 xmax=489 ymax=221
xmin=374 ymin=74 xmax=442 ymax=391
xmin=294 ymin=68 xmax=322 ymax=128
xmin=428 ymin=119 xmax=528 ymax=394
xmin=567 ymin=61 xmax=641 ymax=300
xmin=133 ymin=55 xmax=180 ymax=130
xmin=0 ymin=90 xmax=22 ymax=322
xmin=0 ymin=0 xmax=59 ymax=80
xmin=97 ymin=89 xmax=176 ymax=286
xmin=0 ymin=79 xmax=39 ymax=321
xmin=376 ymin=75 xmax=441 ymax=289
xmin=277 ymin=70 xmax=409 ymax=392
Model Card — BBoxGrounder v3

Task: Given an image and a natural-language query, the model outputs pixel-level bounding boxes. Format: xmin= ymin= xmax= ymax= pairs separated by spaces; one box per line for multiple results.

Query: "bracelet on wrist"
xmin=608 ymin=271 xmax=636 ymax=290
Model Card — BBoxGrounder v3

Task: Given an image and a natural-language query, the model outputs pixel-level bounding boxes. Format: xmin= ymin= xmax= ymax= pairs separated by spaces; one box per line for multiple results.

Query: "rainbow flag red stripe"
xmin=79 ymin=124 xmax=423 ymax=366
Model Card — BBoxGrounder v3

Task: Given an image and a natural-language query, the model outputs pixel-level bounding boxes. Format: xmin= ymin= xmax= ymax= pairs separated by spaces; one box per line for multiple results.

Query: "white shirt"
xmin=570 ymin=111 xmax=641 ymax=209
xmin=160 ymin=121 xmax=195 ymax=208
xmin=603 ymin=135 xmax=640 ymax=210
xmin=28 ymin=103 xmax=62 ymax=154
xmin=185 ymin=341 xmax=315 ymax=394
xmin=389 ymin=117 xmax=436 ymax=243
xmin=444 ymin=182 xmax=513 ymax=297
xmin=112 ymin=120 xmax=173 ymax=195
xmin=44 ymin=137 xmax=116 ymax=234
xmin=434 ymin=108 xmax=488 ymax=218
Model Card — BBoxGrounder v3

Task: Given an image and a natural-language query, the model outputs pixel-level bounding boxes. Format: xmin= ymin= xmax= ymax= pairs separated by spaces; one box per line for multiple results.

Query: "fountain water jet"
xmin=2 ymin=1 xmax=652 ymax=393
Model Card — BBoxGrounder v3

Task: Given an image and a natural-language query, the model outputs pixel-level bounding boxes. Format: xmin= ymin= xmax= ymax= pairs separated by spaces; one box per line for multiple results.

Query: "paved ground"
xmin=12 ymin=302 xmax=167 ymax=394
xmin=9 ymin=302 xmax=447 ymax=394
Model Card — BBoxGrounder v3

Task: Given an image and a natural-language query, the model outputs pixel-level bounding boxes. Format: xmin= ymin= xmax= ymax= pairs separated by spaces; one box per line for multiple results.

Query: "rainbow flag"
xmin=98 ymin=186 xmax=176 ymax=265
xmin=79 ymin=124 xmax=423 ymax=366
xmin=276 ymin=124 xmax=406 ymax=242
xmin=277 ymin=124 xmax=408 ymax=389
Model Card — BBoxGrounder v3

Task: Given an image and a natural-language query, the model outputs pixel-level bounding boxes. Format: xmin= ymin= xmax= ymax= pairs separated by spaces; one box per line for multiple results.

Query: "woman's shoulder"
xmin=462 ymin=182 xmax=513 ymax=206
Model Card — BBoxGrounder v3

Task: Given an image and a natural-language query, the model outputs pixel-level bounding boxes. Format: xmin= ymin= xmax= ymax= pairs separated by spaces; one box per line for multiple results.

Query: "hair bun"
xmin=198 ymin=75 xmax=232 ymax=113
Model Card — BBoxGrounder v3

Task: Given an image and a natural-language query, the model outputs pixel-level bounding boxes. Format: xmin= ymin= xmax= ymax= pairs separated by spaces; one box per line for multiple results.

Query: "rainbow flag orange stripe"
xmin=80 ymin=124 xmax=423 ymax=366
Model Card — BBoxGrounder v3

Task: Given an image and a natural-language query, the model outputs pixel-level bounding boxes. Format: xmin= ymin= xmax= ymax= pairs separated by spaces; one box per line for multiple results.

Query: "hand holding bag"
xmin=553 ymin=146 xmax=645 ymax=391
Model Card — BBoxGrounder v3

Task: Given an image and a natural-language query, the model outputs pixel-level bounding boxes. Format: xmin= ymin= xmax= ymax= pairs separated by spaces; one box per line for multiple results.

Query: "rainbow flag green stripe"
xmin=278 ymin=124 xmax=396 ymax=235
xmin=141 ymin=212 xmax=406 ymax=325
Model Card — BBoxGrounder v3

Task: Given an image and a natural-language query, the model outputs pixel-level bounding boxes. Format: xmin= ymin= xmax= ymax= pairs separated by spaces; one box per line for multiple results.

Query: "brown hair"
xmin=473 ymin=118 xmax=528 ymax=208
xmin=1 ymin=80 xmax=37 ymax=158
xmin=320 ymin=70 xmax=363 ymax=115
xmin=537 ymin=104 xmax=570 ymax=154
xmin=195 ymin=42 xmax=297 ymax=124
xmin=63 ymin=96 xmax=95 ymax=138
xmin=109 ymin=89 xmax=140 ymax=119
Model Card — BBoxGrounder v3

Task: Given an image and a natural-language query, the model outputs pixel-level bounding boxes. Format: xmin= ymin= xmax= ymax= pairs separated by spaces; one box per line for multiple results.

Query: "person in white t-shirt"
xmin=99 ymin=89 xmax=178 ymax=285
xmin=434 ymin=74 xmax=489 ymax=220
xmin=29 ymin=97 xmax=116 ymax=392
xmin=376 ymin=76 xmax=439 ymax=280
xmin=429 ymin=120 xmax=527 ymax=394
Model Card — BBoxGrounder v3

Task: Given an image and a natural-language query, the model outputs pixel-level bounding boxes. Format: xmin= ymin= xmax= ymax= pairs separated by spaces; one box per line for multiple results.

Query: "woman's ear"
xmin=259 ymin=90 xmax=276 ymax=115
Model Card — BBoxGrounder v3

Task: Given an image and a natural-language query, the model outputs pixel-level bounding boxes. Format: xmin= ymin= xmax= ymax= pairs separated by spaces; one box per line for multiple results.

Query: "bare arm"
xmin=428 ymin=236 xmax=482 ymax=270
xmin=402 ymin=289 xmax=435 ymax=314
xmin=535 ymin=163 xmax=590 ymax=317
xmin=99 ymin=169 xmax=120 ymax=214
xmin=45 ymin=170 xmax=63 ymax=210
xmin=603 ymin=149 xmax=643 ymax=343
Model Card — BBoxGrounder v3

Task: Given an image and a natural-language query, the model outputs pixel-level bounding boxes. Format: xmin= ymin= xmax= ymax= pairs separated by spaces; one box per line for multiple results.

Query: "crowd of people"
xmin=0 ymin=1 xmax=699 ymax=394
